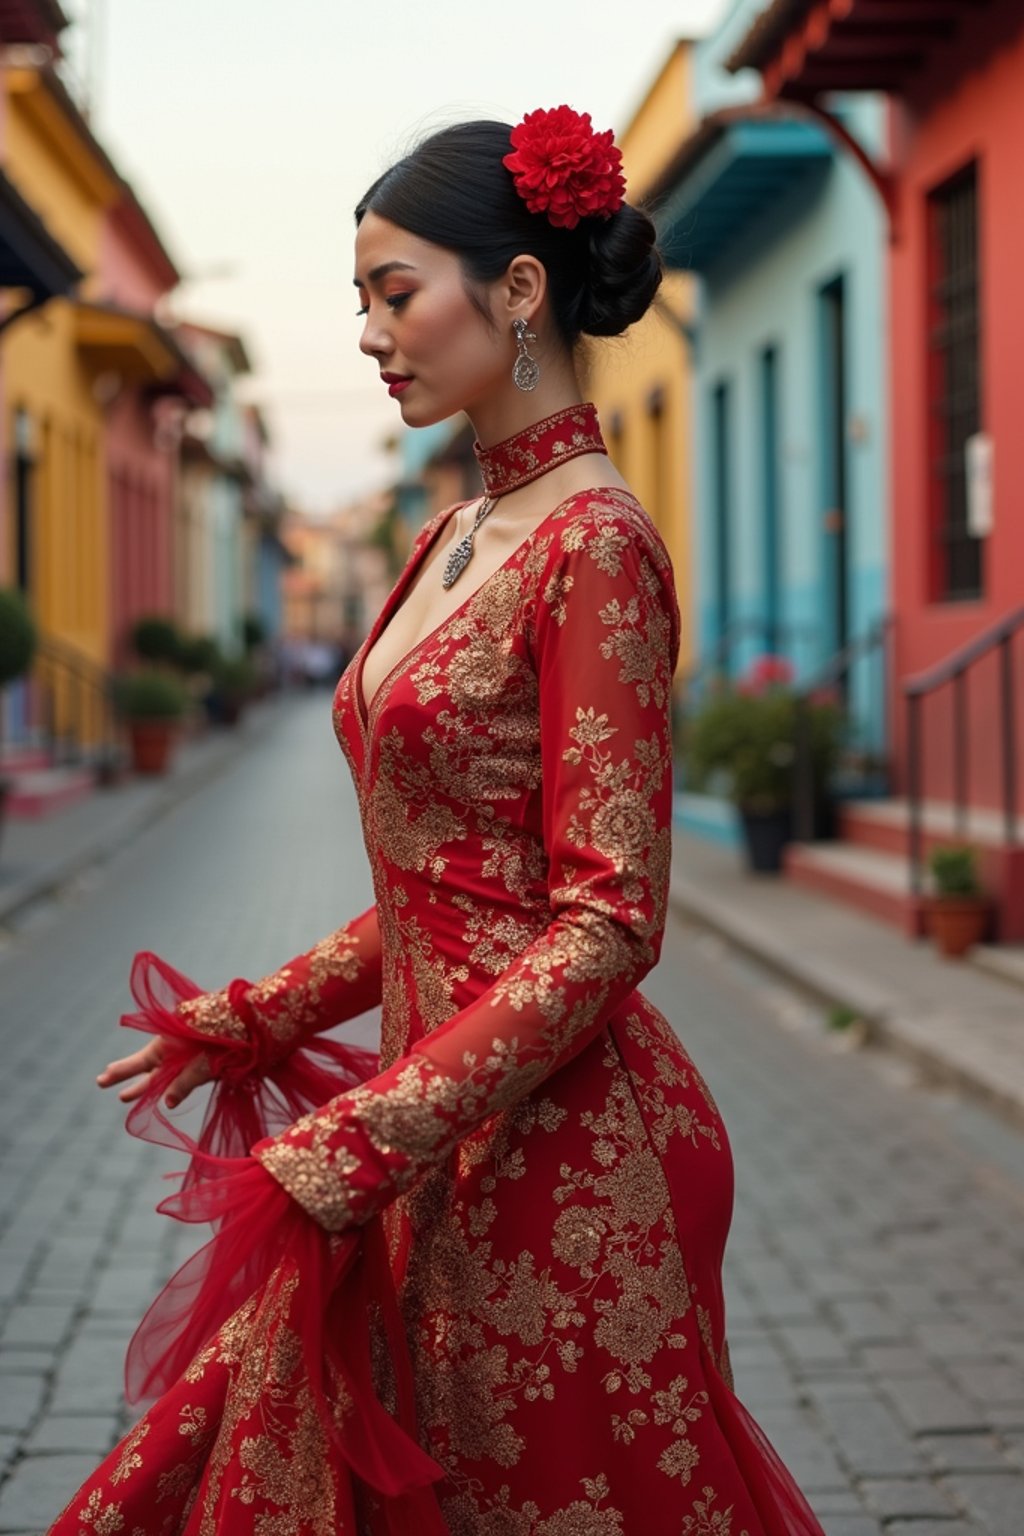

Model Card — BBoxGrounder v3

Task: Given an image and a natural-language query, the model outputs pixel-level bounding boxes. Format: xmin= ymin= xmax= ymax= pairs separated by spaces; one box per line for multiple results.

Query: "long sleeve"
xmin=176 ymin=902 xmax=383 ymax=1070
xmin=252 ymin=504 xmax=680 ymax=1229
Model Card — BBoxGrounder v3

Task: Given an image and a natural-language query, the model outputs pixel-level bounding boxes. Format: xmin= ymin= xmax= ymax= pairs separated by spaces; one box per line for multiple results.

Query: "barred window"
xmin=928 ymin=161 xmax=982 ymax=602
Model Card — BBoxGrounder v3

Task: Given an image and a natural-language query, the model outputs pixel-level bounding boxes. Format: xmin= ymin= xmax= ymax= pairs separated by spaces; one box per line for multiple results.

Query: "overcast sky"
xmin=80 ymin=0 xmax=730 ymax=513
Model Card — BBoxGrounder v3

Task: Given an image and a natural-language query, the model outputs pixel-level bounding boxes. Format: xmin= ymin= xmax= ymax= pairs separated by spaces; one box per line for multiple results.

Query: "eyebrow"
xmin=353 ymin=261 xmax=418 ymax=288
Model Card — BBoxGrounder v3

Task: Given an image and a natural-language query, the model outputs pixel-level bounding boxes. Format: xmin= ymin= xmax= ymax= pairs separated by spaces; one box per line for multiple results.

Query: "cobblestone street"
xmin=1 ymin=694 xmax=1023 ymax=1535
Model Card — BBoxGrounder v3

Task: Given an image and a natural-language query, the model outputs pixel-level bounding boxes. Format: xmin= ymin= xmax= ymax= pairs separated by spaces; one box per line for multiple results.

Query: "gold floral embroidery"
xmin=442 ymin=1471 xmax=626 ymax=1536
xmin=108 ymin=1419 xmax=149 ymax=1484
xmin=76 ymin=1488 xmax=125 ymax=1534
xmin=177 ymin=988 xmax=246 ymax=1042
xmin=681 ymin=1485 xmax=752 ymax=1536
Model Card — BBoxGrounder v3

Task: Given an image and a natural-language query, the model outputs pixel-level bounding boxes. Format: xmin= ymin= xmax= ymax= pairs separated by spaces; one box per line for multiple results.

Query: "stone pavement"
xmin=0 ymin=698 xmax=281 ymax=933
xmin=670 ymin=828 xmax=1024 ymax=1132
xmin=0 ymin=694 xmax=1022 ymax=1532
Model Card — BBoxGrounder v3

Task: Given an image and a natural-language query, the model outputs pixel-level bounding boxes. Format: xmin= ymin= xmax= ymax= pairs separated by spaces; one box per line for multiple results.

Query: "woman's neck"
xmin=468 ymin=370 xmax=585 ymax=452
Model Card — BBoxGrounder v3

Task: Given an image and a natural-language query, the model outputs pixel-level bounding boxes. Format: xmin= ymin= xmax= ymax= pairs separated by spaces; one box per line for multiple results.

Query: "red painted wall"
xmin=889 ymin=8 xmax=1024 ymax=814
xmin=106 ymin=390 xmax=175 ymax=668
xmin=97 ymin=216 xmax=178 ymax=666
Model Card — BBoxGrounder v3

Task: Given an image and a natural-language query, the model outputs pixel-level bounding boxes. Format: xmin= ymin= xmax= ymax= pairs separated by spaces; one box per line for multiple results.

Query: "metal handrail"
xmin=28 ymin=633 xmax=119 ymax=767
xmin=905 ymin=602 xmax=1024 ymax=696
xmin=681 ymin=615 xmax=819 ymax=695
xmin=904 ymin=603 xmax=1024 ymax=895
xmin=793 ymin=616 xmax=894 ymax=842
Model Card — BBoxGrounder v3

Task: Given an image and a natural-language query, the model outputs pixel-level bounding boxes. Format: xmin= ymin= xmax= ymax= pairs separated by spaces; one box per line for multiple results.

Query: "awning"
xmin=0 ymin=166 xmax=81 ymax=300
xmin=74 ymin=301 xmax=214 ymax=406
xmin=727 ymin=0 xmax=977 ymax=98
xmin=653 ymin=115 xmax=832 ymax=273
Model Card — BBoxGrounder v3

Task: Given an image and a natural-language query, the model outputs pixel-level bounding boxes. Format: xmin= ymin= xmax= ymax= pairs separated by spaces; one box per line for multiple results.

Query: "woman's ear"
xmin=499 ymin=254 xmax=547 ymax=326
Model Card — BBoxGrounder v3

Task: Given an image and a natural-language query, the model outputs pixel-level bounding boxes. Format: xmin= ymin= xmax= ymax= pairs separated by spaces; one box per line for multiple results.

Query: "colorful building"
xmin=87 ymin=184 xmax=212 ymax=668
xmin=243 ymin=403 xmax=292 ymax=647
xmin=588 ymin=40 xmax=699 ymax=672
xmin=652 ymin=0 xmax=888 ymax=776
xmin=727 ymin=0 xmax=1024 ymax=939
xmin=1 ymin=58 xmax=121 ymax=669
xmin=173 ymin=323 xmax=252 ymax=659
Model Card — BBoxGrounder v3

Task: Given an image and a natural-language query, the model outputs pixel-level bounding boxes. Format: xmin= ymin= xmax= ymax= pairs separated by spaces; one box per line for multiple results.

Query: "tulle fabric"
xmin=111 ymin=952 xmax=447 ymax=1533
xmin=703 ymin=1354 xmax=829 ymax=1535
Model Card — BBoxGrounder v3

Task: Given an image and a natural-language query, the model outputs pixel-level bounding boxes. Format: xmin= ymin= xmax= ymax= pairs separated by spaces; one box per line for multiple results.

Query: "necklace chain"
xmin=441 ymin=496 xmax=499 ymax=589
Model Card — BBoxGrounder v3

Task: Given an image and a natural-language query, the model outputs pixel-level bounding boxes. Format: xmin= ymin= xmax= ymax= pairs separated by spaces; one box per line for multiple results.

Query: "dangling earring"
xmin=512 ymin=317 xmax=540 ymax=392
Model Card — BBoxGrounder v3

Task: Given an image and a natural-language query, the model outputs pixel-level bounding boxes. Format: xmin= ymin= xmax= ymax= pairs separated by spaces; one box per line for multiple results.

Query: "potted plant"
xmin=242 ymin=612 xmax=267 ymax=653
xmin=0 ymin=588 xmax=38 ymax=845
xmin=685 ymin=658 xmax=841 ymax=874
xmin=115 ymin=670 xmax=188 ymax=774
xmin=209 ymin=654 xmax=256 ymax=727
xmin=926 ymin=844 xmax=991 ymax=959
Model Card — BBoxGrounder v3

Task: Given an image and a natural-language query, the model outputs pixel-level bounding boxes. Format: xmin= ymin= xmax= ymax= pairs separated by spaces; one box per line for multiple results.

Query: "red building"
xmin=85 ymin=184 xmax=211 ymax=667
xmin=729 ymin=0 xmax=1024 ymax=939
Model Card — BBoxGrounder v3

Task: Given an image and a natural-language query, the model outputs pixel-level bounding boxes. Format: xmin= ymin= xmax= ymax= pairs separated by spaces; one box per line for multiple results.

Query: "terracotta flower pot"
xmin=926 ymin=896 xmax=991 ymax=959
xmin=128 ymin=720 xmax=178 ymax=775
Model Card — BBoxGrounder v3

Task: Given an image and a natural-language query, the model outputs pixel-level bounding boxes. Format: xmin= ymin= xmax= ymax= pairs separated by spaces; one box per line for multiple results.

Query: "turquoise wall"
xmin=688 ymin=0 xmax=890 ymax=760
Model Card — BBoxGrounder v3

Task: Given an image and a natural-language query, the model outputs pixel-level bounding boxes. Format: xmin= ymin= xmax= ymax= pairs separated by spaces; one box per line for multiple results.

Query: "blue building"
xmin=654 ymin=0 xmax=890 ymax=837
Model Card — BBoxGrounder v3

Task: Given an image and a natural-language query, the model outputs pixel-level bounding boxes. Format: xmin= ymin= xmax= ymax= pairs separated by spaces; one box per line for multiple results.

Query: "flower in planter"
xmin=741 ymin=653 xmax=795 ymax=695
xmin=685 ymin=662 xmax=840 ymax=816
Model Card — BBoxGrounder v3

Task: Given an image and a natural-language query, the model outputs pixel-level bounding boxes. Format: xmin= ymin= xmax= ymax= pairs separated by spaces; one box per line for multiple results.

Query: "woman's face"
xmin=354 ymin=212 xmax=509 ymax=427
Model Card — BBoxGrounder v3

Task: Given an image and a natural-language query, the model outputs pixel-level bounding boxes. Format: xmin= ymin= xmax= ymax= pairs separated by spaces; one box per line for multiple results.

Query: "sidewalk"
xmin=670 ymin=827 xmax=1024 ymax=1130
xmin=0 ymin=698 xmax=283 ymax=931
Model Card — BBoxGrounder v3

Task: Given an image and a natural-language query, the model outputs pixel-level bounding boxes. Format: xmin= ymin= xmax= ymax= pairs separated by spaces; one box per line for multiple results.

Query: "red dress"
xmin=46 ymin=473 xmax=825 ymax=1534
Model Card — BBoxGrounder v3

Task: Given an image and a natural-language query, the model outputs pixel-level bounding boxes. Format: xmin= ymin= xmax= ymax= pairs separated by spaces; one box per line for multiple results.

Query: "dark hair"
xmin=355 ymin=120 xmax=663 ymax=348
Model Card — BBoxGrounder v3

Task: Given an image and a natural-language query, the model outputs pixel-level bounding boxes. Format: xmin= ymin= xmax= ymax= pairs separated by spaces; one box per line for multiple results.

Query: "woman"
xmin=47 ymin=109 xmax=825 ymax=1535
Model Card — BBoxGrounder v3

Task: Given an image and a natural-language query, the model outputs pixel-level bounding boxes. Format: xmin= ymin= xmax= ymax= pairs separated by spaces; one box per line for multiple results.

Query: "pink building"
xmin=84 ymin=184 xmax=211 ymax=667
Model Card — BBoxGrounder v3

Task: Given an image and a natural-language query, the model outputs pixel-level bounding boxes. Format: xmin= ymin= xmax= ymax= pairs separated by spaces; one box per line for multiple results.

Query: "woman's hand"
xmin=96 ymin=1037 xmax=215 ymax=1108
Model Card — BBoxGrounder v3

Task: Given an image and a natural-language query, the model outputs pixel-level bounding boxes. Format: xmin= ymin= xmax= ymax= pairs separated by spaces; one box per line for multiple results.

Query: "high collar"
xmin=472 ymin=402 xmax=606 ymax=497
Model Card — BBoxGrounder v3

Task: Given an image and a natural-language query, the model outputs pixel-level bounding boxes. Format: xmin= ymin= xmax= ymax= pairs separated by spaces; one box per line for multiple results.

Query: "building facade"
xmin=655 ymin=0 xmax=889 ymax=739
xmin=173 ymin=323 xmax=252 ymax=659
xmin=728 ymin=0 xmax=1024 ymax=939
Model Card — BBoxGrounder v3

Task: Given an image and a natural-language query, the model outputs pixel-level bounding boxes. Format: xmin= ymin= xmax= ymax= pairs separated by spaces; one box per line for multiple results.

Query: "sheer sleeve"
xmin=252 ymin=500 xmax=680 ymax=1230
xmin=175 ymin=901 xmax=383 ymax=1070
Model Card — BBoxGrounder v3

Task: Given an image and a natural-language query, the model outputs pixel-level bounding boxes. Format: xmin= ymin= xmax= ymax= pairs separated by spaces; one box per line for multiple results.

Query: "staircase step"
xmin=970 ymin=945 xmax=1024 ymax=991
xmin=3 ymin=766 xmax=95 ymax=819
xmin=0 ymin=746 xmax=51 ymax=774
xmin=841 ymin=798 xmax=1014 ymax=857
xmin=785 ymin=841 xmax=925 ymax=936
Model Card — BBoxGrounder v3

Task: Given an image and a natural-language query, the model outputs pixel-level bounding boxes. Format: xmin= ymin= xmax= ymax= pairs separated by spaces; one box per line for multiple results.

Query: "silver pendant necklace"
xmin=441 ymin=495 xmax=499 ymax=589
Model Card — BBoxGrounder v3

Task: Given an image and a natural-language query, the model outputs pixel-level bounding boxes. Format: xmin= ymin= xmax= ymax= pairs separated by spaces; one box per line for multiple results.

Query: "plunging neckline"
xmin=354 ymin=485 xmax=628 ymax=733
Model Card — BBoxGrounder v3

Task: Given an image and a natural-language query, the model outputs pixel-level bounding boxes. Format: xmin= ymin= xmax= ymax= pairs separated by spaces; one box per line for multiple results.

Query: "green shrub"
xmin=213 ymin=655 xmax=256 ymax=700
xmin=685 ymin=686 xmax=841 ymax=814
xmin=131 ymin=615 xmax=181 ymax=666
xmin=178 ymin=634 xmax=222 ymax=675
xmin=115 ymin=670 xmax=188 ymax=720
xmin=929 ymin=844 xmax=981 ymax=898
xmin=242 ymin=613 xmax=267 ymax=651
xmin=0 ymin=588 xmax=37 ymax=688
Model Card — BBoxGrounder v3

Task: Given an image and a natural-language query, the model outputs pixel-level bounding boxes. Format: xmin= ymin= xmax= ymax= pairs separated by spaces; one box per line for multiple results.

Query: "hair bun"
xmin=579 ymin=204 xmax=663 ymax=338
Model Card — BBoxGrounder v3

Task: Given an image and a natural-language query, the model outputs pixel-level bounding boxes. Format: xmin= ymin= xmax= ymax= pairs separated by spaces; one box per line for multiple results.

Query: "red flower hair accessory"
xmin=503 ymin=105 xmax=626 ymax=231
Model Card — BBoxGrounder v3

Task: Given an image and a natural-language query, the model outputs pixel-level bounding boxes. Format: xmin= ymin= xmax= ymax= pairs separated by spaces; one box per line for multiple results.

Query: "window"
xmin=928 ymin=162 xmax=982 ymax=601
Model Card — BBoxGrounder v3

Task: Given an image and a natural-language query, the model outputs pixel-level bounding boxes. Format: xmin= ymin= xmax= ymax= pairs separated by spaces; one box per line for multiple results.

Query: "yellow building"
xmin=2 ymin=62 xmax=120 ymax=667
xmin=587 ymin=41 xmax=700 ymax=671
